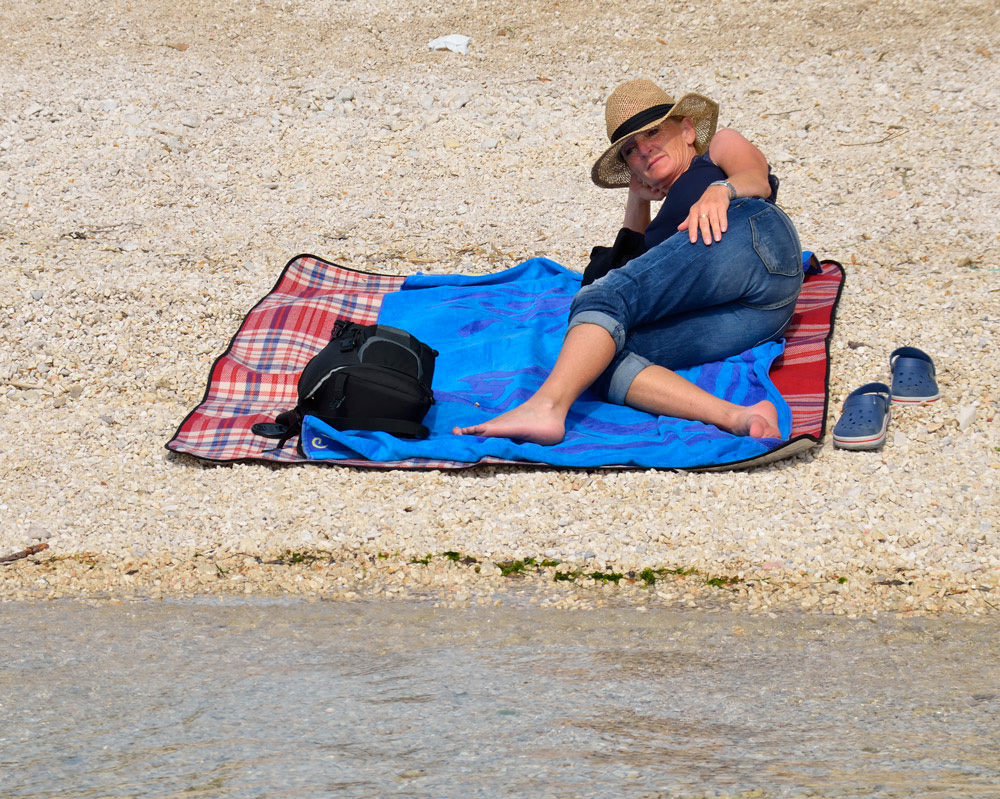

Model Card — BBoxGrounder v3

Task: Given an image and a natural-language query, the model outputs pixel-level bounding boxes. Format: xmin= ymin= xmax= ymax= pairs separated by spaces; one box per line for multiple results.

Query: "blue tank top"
xmin=643 ymin=152 xmax=726 ymax=249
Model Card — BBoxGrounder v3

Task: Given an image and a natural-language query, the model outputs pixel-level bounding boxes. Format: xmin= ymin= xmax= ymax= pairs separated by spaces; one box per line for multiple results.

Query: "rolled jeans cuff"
xmin=566 ymin=310 xmax=626 ymax=350
xmin=606 ymin=352 xmax=652 ymax=405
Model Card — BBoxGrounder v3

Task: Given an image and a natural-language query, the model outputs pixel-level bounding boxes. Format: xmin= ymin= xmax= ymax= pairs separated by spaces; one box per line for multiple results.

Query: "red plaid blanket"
xmin=166 ymin=254 xmax=844 ymax=469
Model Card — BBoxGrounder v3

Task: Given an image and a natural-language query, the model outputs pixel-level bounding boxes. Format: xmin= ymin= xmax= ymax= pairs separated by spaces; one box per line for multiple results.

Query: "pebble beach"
xmin=1 ymin=0 xmax=998 ymax=615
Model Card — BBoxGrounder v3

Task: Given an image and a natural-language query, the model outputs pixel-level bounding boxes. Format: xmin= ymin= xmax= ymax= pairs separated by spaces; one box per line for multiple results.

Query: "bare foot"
xmin=452 ymin=398 xmax=567 ymax=445
xmin=731 ymin=400 xmax=782 ymax=439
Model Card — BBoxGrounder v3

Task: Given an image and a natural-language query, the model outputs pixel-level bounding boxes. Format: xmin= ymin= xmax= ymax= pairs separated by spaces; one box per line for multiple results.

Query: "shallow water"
xmin=2 ymin=600 xmax=998 ymax=799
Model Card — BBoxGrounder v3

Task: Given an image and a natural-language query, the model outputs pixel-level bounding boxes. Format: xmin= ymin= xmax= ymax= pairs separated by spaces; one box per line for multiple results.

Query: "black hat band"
xmin=611 ymin=103 xmax=674 ymax=144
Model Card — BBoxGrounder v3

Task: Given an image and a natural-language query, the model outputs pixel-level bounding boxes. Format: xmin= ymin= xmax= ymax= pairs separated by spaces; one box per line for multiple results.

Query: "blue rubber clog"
xmin=890 ymin=346 xmax=939 ymax=404
xmin=833 ymin=382 xmax=891 ymax=451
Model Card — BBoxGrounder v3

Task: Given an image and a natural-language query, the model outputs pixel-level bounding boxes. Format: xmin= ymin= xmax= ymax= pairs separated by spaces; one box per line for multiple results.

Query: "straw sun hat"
xmin=591 ymin=79 xmax=720 ymax=189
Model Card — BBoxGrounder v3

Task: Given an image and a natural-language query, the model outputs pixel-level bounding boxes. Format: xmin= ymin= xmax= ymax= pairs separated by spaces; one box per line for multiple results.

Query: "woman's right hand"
xmin=622 ymin=174 xmax=664 ymax=233
xmin=628 ymin=173 xmax=667 ymax=202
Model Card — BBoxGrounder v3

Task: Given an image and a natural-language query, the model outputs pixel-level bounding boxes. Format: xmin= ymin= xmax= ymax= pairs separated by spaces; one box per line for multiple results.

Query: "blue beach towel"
xmin=300 ymin=258 xmax=790 ymax=469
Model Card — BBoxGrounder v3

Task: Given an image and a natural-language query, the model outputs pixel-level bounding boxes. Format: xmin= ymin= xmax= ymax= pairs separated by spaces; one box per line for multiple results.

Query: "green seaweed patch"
xmin=261 ymin=550 xmax=330 ymax=566
xmin=705 ymin=575 xmax=741 ymax=588
xmin=408 ymin=551 xmax=480 ymax=566
xmin=638 ymin=568 xmax=659 ymax=585
xmin=637 ymin=566 xmax=699 ymax=586
xmin=551 ymin=569 xmax=623 ymax=584
xmin=442 ymin=551 xmax=480 ymax=565
xmin=397 ymin=551 xmax=555 ymax=570
xmin=498 ymin=557 xmax=537 ymax=577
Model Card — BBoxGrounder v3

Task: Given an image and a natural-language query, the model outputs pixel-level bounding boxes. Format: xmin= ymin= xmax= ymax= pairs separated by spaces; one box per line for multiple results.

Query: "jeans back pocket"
xmin=750 ymin=206 xmax=802 ymax=277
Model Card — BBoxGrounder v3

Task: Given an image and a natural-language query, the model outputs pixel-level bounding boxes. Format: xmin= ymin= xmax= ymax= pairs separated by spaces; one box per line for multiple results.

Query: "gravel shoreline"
xmin=2 ymin=0 xmax=998 ymax=614
xmin=3 ymin=545 xmax=999 ymax=617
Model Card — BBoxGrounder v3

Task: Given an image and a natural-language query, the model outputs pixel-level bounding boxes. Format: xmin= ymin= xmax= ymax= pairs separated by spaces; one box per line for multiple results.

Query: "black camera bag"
xmin=253 ymin=320 xmax=437 ymax=449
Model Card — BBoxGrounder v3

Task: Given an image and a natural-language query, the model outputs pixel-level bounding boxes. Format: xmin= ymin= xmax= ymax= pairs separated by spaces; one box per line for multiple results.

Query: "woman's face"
xmin=620 ymin=117 xmax=696 ymax=190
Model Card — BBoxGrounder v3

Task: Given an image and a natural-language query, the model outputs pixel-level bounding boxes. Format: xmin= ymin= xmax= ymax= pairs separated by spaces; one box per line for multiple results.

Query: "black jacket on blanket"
xmin=582 ymin=227 xmax=648 ymax=286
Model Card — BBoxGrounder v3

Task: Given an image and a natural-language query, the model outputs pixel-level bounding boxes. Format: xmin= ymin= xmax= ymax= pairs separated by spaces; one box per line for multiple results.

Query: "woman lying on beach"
xmin=453 ymin=78 xmax=803 ymax=445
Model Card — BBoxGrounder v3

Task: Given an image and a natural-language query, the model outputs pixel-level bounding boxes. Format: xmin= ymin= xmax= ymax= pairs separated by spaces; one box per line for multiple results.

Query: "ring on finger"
xmin=699 ymin=213 xmax=708 ymax=218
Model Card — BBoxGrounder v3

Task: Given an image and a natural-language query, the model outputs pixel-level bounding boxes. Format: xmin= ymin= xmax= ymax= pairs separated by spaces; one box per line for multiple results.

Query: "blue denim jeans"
xmin=569 ymin=198 xmax=803 ymax=404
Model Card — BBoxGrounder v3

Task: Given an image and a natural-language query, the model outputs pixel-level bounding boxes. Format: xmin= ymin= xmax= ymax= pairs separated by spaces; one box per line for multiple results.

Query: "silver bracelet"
xmin=710 ymin=180 xmax=737 ymax=200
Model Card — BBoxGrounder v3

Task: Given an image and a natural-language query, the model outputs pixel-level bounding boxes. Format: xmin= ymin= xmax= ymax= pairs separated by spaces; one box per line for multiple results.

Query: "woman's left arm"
xmin=679 ymin=128 xmax=772 ymax=245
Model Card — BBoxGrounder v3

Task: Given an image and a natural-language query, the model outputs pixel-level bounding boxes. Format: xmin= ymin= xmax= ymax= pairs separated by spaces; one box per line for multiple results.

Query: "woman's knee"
xmin=568 ymin=284 xmax=629 ymax=350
